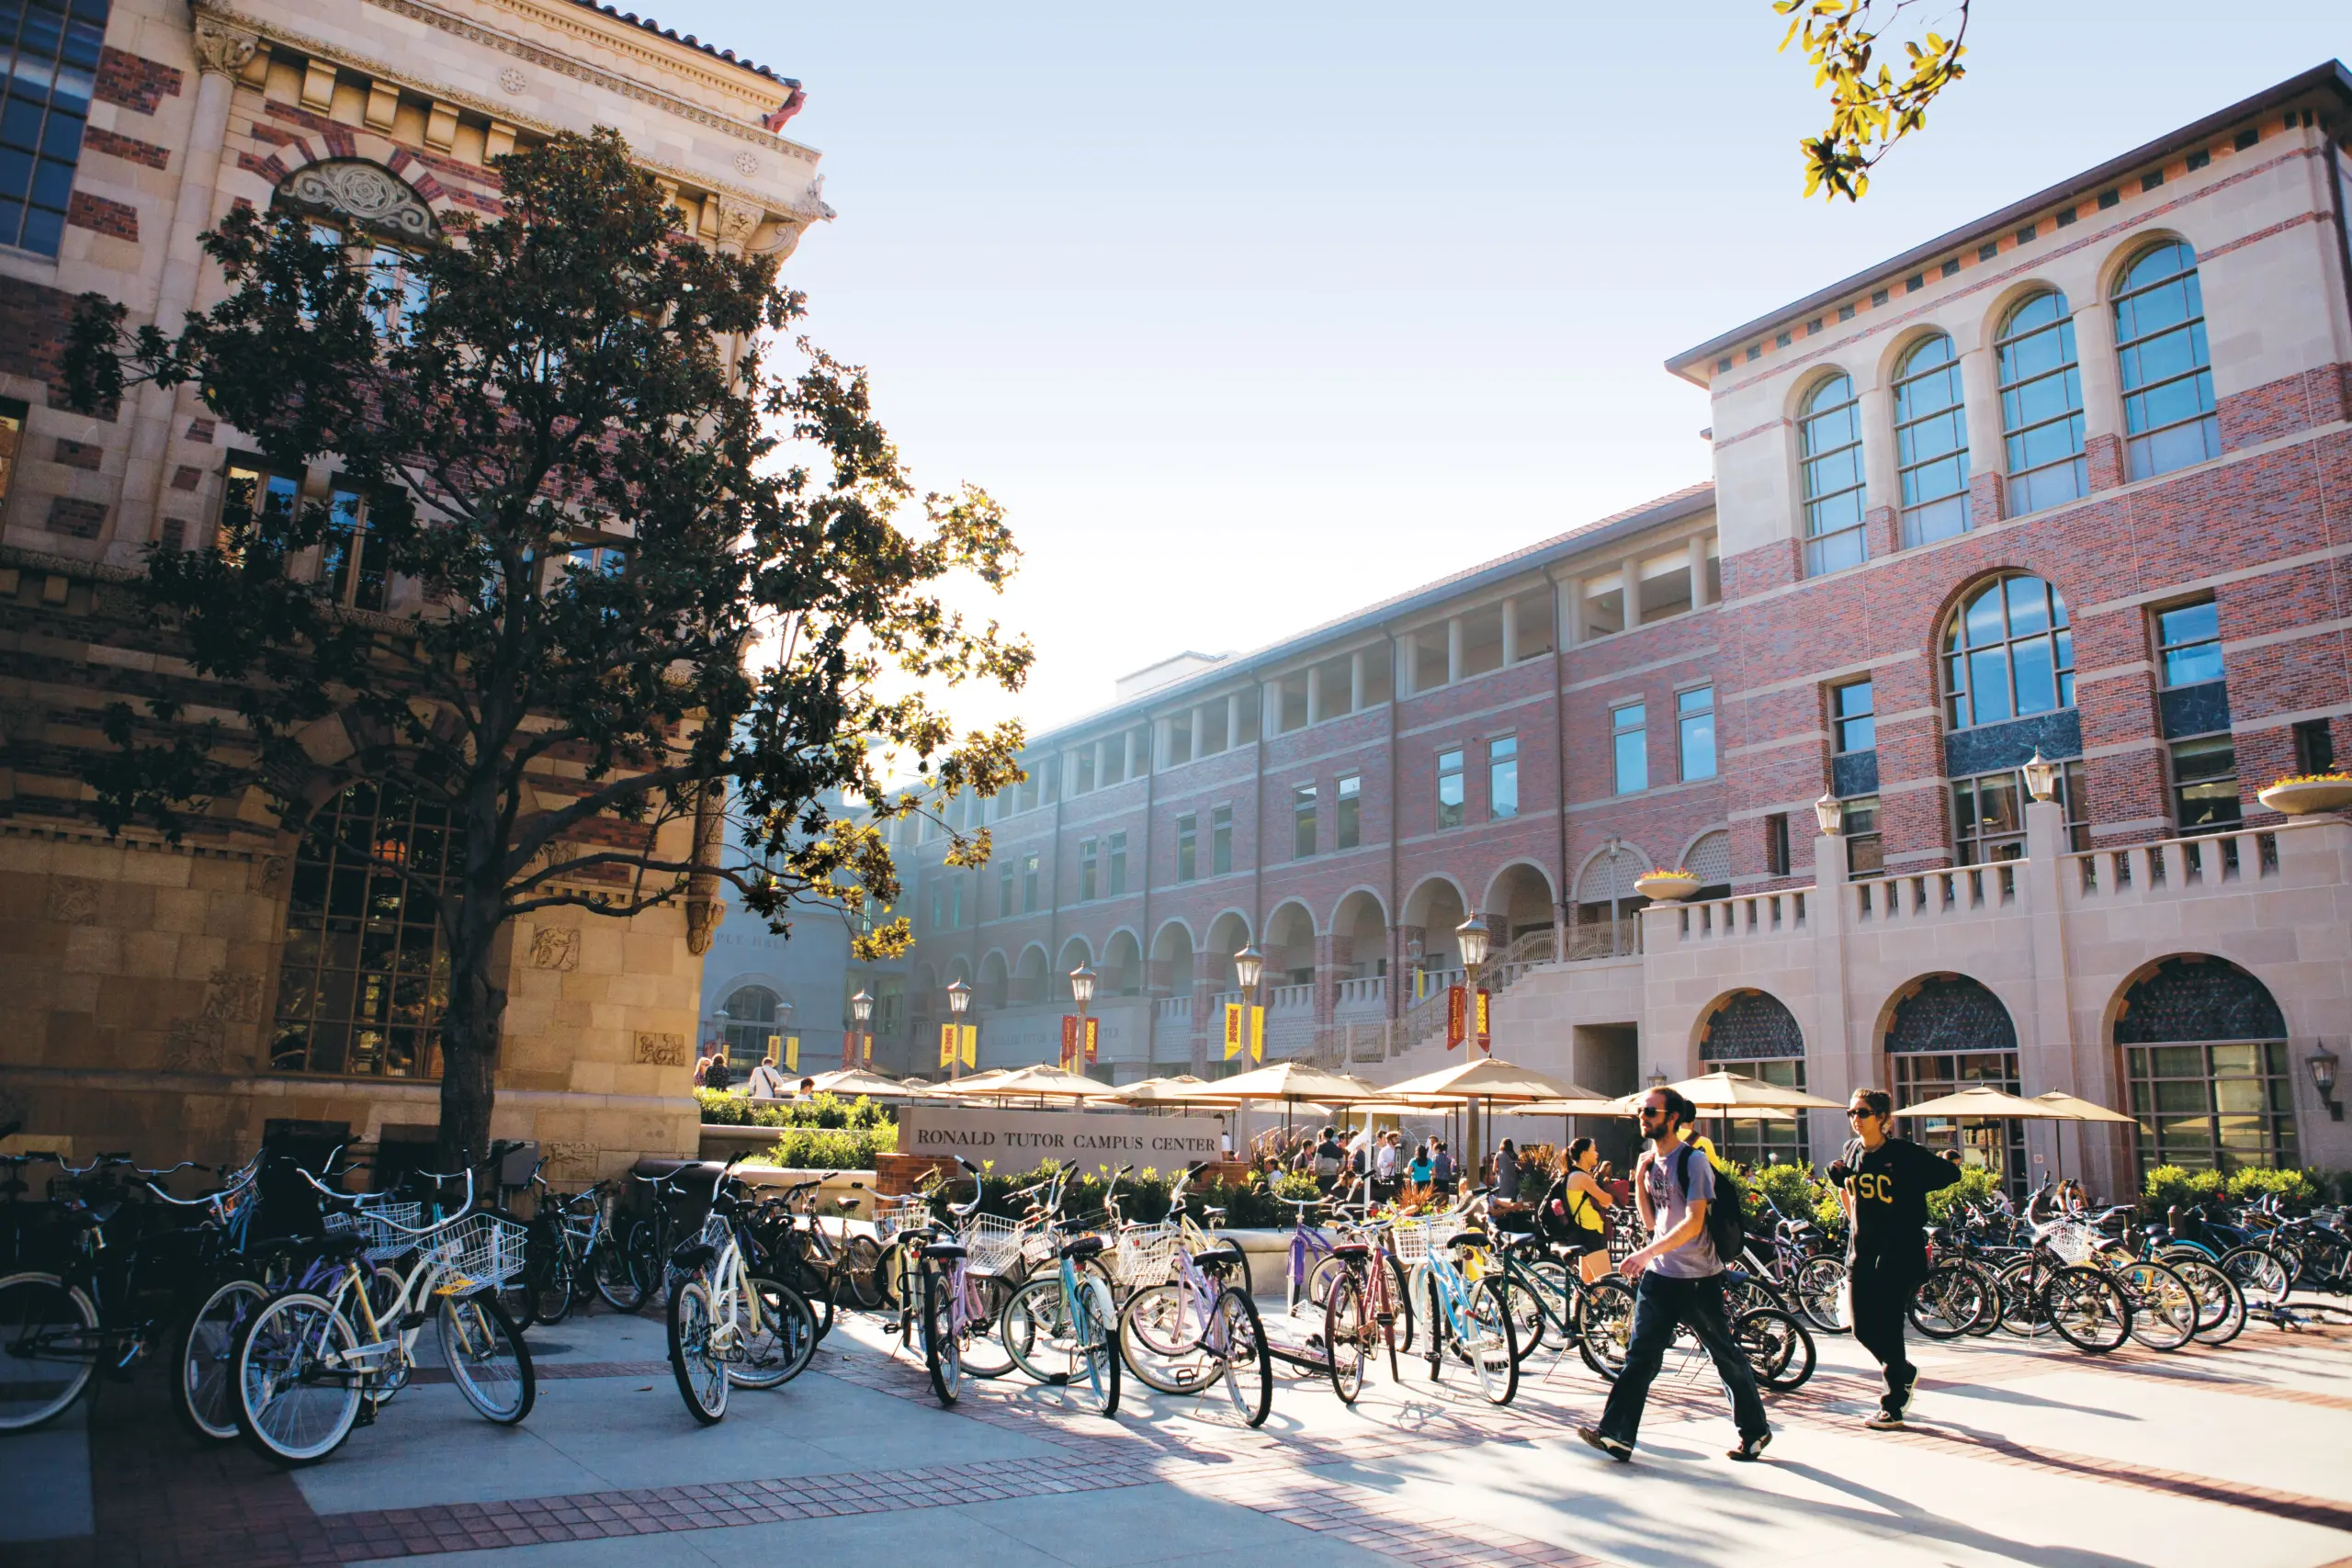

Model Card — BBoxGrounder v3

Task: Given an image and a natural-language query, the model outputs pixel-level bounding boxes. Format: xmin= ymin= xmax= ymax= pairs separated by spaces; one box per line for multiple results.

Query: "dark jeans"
xmin=1596 ymin=1269 xmax=1769 ymax=1448
xmin=1849 ymin=1256 xmax=1916 ymax=1411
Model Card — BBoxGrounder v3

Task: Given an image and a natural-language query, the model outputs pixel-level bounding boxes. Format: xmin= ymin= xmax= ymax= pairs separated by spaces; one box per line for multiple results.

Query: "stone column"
xmin=1154 ymin=716 xmax=1171 ymax=769
xmin=1687 ymin=534 xmax=1713 ymax=608
xmin=1306 ymin=664 xmax=1322 ymax=726
xmin=1859 ymin=378 xmax=1898 ymax=523
xmin=1808 ymin=825 xmax=1857 ymax=1158
xmin=1445 ymin=617 xmax=1463 ymax=684
xmin=1620 ymin=556 xmax=1644 ymax=629
xmin=2021 ymin=795 xmax=2102 ymax=1189
xmin=1500 ymin=595 xmax=1519 ymax=666
xmin=1192 ymin=702 xmax=1208 ymax=758
xmin=1348 ymin=649 xmax=1363 ymax=713
xmin=2073 ymin=291 xmax=2127 ymax=491
xmin=1093 ymin=737 xmax=1109 ymax=788
xmin=1123 ymin=728 xmax=1137 ymax=781
xmin=118 ymin=17 xmax=259 ymax=558
xmin=1262 ymin=681 xmax=1281 ymax=737
xmin=1227 ymin=691 xmax=1244 ymax=748
xmin=1560 ymin=576 xmax=1583 ymax=647
xmin=1957 ymin=331 xmax=2005 ymax=528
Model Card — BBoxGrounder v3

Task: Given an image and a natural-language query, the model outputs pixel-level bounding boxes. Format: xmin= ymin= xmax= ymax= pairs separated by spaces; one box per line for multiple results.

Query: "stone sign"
xmin=898 ymin=1106 xmax=1224 ymax=1177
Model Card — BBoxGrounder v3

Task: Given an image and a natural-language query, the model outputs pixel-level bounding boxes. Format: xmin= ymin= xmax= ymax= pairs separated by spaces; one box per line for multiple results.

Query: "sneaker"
xmin=1578 ymin=1426 xmax=1632 ymax=1463
xmin=1864 ymin=1408 xmax=1905 ymax=1431
xmin=1726 ymin=1430 xmax=1771 ymax=1462
xmin=1891 ymin=1366 xmax=1920 ymax=1416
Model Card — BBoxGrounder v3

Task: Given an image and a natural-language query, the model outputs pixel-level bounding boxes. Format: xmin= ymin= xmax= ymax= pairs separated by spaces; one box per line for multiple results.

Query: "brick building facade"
xmin=883 ymin=66 xmax=2352 ymax=1197
xmin=0 ymin=0 xmax=825 ymax=1174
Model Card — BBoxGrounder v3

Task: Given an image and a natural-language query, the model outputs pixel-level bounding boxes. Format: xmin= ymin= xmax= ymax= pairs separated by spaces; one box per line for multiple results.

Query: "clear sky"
xmin=690 ymin=2 xmax=2349 ymax=739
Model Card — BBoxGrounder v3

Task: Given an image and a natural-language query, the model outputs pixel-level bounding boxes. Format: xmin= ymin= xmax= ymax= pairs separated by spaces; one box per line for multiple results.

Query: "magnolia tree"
xmin=65 ymin=130 xmax=1026 ymax=1165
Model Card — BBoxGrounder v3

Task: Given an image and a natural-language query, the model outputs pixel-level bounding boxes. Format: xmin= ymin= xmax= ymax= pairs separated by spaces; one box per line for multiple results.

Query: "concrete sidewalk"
xmin=8 ymin=1289 xmax=2351 ymax=1568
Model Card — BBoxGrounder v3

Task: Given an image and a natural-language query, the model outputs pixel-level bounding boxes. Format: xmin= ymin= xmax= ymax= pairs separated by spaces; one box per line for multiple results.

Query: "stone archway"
xmin=2112 ymin=955 xmax=2294 ymax=1172
xmin=1882 ymin=973 xmax=2022 ymax=1190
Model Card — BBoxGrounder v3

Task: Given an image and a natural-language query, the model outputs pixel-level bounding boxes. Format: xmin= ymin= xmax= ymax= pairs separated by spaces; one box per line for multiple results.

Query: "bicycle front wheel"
xmin=922 ymin=1268 xmax=962 ymax=1407
xmin=1737 ymin=1306 xmax=1815 ymax=1392
xmin=2221 ymin=1245 xmax=2291 ymax=1306
xmin=1001 ymin=1275 xmax=1078 ymax=1387
xmin=2045 ymin=1266 xmax=2132 ymax=1354
xmin=958 ymin=1272 xmax=1018 ymax=1380
xmin=592 ymin=1235 xmax=646 ymax=1314
xmin=234 ymin=1291 xmax=362 ymax=1465
xmin=528 ymin=1227 xmax=574 ymax=1327
xmin=1908 ymin=1263 xmax=1983 ymax=1340
xmin=1323 ymin=1270 xmax=1369 ymax=1405
xmin=175 ymin=1276 xmax=267 ymax=1440
xmin=437 ymin=1294 xmax=536 ymax=1424
xmin=842 ymin=1235 xmax=886 ymax=1310
xmin=1499 ymin=1276 xmax=1547 ymax=1364
xmin=1577 ymin=1276 xmax=1633 ymax=1382
xmin=667 ymin=1278 xmax=728 ymax=1424
xmin=728 ymin=1275 xmax=817 ymax=1390
xmin=1121 ymin=1284 xmax=1217 ymax=1394
xmin=1072 ymin=1276 xmax=1121 ymax=1418
xmin=1792 ymin=1256 xmax=1849 ymax=1334
xmin=1464 ymin=1279 xmax=1520 ymax=1405
xmin=0 ymin=1272 xmax=97 ymax=1434
xmin=1212 ymin=1286 xmax=1272 ymax=1427
xmin=2173 ymin=1255 xmax=2246 ymax=1346
xmin=2117 ymin=1260 xmax=2198 ymax=1352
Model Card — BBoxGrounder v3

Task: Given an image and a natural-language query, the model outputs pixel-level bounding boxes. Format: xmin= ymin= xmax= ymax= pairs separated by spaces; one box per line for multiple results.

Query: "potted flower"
xmin=2257 ymin=772 xmax=2352 ymax=816
xmin=1634 ymin=866 xmax=1702 ymax=901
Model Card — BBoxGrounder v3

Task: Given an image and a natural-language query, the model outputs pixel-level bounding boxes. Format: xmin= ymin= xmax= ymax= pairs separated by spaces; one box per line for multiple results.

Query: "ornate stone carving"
xmin=684 ymin=897 xmax=724 ymax=955
xmin=46 ymin=877 xmax=98 ymax=923
xmin=202 ymin=967 xmax=266 ymax=1023
xmin=192 ymin=17 xmax=262 ymax=78
xmin=544 ymin=1139 xmax=597 ymax=1178
xmin=635 ymin=1032 xmax=688 ymax=1066
xmin=732 ymin=150 xmax=758 ymax=177
xmin=498 ymin=66 xmax=527 ymax=95
xmin=529 ymin=926 xmax=580 ymax=972
xmin=163 ymin=1017 xmax=228 ymax=1073
xmin=712 ymin=197 xmax=762 ymax=248
xmin=282 ymin=159 xmax=437 ymax=243
xmin=257 ymin=854 xmax=288 ymax=892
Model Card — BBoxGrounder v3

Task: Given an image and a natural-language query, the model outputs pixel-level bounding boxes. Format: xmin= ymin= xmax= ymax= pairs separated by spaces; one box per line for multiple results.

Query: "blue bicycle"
xmin=1396 ymin=1208 xmax=1518 ymax=1404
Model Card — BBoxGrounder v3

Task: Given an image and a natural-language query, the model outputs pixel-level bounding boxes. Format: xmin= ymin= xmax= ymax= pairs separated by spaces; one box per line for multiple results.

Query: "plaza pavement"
xmin=7 ymin=1288 xmax=2352 ymax=1568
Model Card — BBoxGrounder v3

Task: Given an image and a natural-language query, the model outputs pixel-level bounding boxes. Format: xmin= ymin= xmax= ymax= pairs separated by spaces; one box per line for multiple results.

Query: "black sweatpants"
xmin=1849 ymin=1256 xmax=1917 ymax=1411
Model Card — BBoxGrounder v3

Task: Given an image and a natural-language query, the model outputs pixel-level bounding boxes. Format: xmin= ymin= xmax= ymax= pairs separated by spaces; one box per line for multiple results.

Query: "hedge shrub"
xmin=697 ymin=1089 xmax=894 ymax=1131
xmin=763 ymin=1123 xmax=897 ymax=1171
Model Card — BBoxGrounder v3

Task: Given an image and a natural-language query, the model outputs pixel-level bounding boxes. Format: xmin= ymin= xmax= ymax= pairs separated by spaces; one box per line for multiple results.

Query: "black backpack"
xmin=1674 ymin=1143 xmax=1747 ymax=1267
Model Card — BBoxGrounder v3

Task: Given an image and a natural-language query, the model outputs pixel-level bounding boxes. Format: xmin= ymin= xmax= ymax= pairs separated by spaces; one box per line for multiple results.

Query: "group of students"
xmin=691 ymin=1048 xmax=808 ymax=1100
xmin=1574 ymin=1083 xmax=1964 ymax=1465
xmin=1295 ymin=1126 xmax=1473 ymax=1202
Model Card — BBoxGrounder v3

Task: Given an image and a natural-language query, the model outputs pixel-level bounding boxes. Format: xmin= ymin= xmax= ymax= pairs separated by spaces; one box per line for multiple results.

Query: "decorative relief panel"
xmin=635 ymin=1032 xmax=688 ymax=1066
xmin=281 ymin=159 xmax=437 ymax=241
xmin=529 ymin=927 xmax=580 ymax=971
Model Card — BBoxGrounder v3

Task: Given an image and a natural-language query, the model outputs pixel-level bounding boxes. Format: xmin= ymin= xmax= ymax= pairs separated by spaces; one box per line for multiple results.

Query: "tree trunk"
xmin=436 ymin=783 xmax=511 ymax=1175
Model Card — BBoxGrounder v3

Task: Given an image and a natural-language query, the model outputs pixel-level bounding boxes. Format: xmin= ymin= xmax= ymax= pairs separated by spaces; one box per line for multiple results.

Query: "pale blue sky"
xmin=693 ymin=2 xmax=2349 ymax=735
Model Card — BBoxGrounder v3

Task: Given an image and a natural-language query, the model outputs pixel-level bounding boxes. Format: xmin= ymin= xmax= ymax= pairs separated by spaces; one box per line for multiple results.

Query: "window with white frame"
xmin=1488 ymin=737 xmax=1519 ymax=819
xmin=1798 ymin=374 xmax=1866 ymax=575
xmin=1611 ymin=703 xmax=1646 ymax=795
xmin=2115 ymin=240 xmax=2220 ymax=480
xmin=1894 ymin=333 xmax=1970 ymax=547
xmin=1996 ymin=291 xmax=2086 ymax=515
xmin=1676 ymin=688 xmax=1715 ymax=781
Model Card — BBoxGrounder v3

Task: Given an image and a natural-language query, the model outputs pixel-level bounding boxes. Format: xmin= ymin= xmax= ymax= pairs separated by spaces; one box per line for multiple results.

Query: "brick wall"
xmin=94 ymin=46 xmax=182 ymax=116
xmin=0 ymin=277 xmax=78 ymax=383
xmin=65 ymin=189 xmax=138 ymax=242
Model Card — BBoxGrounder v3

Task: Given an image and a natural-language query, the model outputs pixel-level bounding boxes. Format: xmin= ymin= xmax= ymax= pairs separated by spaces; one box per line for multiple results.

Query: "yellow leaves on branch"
xmin=1773 ymin=0 xmax=1969 ymax=202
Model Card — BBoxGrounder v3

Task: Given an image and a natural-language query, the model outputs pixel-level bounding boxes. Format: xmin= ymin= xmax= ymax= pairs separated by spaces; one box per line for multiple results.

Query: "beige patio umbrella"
xmin=1377 ymin=1057 xmax=1621 ymax=1169
xmin=1891 ymin=1084 xmax=2073 ymax=1121
xmin=805 ymin=1066 xmax=933 ymax=1099
xmin=1188 ymin=1061 xmax=1386 ymax=1145
xmin=2030 ymin=1089 xmax=2137 ymax=1123
xmin=934 ymin=1062 xmax=1123 ymax=1105
xmin=1666 ymin=1069 xmax=1844 ymax=1111
xmin=1112 ymin=1074 xmax=1227 ymax=1107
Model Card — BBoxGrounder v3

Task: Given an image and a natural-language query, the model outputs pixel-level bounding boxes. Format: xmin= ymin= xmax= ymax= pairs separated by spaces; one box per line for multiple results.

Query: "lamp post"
xmin=1456 ymin=913 xmax=1491 ymax=1161
xmin=945 ymin=977 xmax=971 ymax=1080
xmin=2312 ymin=1045 xmax=2342 ymax=1121
xmin=2022 ymin=749 xmax=2060 ymax=804
xmin=775 ymin=997 xmax=795 ymax=1076
xmin=1069 ymin=964 xmax=1097 ymax=1074
xmin=1233 ymin=942 xmax=1263 ymax=1073
xmin=1814 ymin=791 xmax=1843 ymax=836
xmin=849 ymin=987 xmax=872 ymax=1071
xmin=1604 ymin=835 xmax=1624 ymax=957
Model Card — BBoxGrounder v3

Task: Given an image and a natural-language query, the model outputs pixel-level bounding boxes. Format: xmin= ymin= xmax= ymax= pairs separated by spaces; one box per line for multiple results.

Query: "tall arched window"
xmin=1697 ymin=989 xmax=1809 ymax=1167
xmin=1894 ymin=333 xmax=1970 ymax=547
xmin=1885 ymin=974 xmax=2024 ymax=1191
xmin=1798 ymin=374 xmax=1866 ymax=576
xmin=1996 ymin=291 xmax=2086 ymax=515
xmin=719 ymin=985 xmax=786 ymax=1067
xmin=2117 ymin=955 xmax=2294 ymax=1173
xmin=1944 ymin=572 xmax=2074 ymax=728
xmin=2115 ymin=240 xmax=2219 ymax=479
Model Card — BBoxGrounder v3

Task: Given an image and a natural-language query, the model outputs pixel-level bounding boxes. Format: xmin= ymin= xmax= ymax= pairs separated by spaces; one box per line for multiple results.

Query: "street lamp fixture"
xmin=1232 ymin=944 xmax=1264 ymax=994
xmin=944 ymin=976 xmax=971 ymax=1079
xmin=2022 ymin=749 xmax=2060 ymax=804
xmin=1069 ymin=964 xmax=1097 ymax=1008
xmin=1814 ymin=791 xmax=1843 ymax=836
xmin=849 ymin=987 xmax=872 ymax=1071
xmin=1454 ymin=914 xmax=1490 ymax=975
xmin=2312 ymin=1046 xmax=2341 ymax=1121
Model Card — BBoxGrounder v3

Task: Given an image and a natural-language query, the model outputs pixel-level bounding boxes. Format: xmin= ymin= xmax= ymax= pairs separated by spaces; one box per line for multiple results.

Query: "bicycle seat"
xmin=922 ymin=1241 xmax=967 ymax=1263
xmin=1329 ymin=1241 xmax=1372 ymax=1258
xmin=1061 ymin=1235 xmax=1105 ymax=1261
xmin=1450 ymin=1230 xmax=1491 ymax=1248
xmin=294 ymin=1231 xmax=369 ymax=1266
xmin=1192 ymin=1245 xmax=1245 ymax=1272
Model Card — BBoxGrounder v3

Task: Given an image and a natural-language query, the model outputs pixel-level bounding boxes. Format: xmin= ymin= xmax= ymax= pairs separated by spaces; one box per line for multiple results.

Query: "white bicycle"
xmin=666 ymin=1177 xmax=820 ymax=1424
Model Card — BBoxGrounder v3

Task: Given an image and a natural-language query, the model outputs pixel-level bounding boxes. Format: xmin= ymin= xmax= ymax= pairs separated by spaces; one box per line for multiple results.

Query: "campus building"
xmin=0 ymin=0 xmax=823 ymax=1173
xmin=886 ymin=64 xmax=2352 ymax=1198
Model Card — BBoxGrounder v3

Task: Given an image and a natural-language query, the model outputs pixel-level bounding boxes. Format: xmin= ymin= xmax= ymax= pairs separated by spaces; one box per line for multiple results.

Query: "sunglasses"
xmin=1847 ymin=1107 xmax=1879 ymax=1120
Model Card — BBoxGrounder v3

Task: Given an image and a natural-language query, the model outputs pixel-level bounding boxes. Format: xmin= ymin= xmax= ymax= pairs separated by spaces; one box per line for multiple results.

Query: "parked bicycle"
xmin=664 ymin=1165 xmax=820 ymax=1423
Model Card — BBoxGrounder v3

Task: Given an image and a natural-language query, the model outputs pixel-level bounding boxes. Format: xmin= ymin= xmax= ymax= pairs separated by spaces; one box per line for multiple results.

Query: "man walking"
xmin=1578 ymin=1086 xmax=1770 ymax=1464
xmin=1826 ymin=1088 xmax=1962 ymax=1429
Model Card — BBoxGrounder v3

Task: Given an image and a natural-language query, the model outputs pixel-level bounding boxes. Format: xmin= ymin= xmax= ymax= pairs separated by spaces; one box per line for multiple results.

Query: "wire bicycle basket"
xmin=431 ymin=1212 xmax=526 ymax=1296
xmin=958 ymin=1213 xmax=1029 ymax=1276
xmin=323 ymin=1200 xmax=425 ymax=1262
xmin=1389 ymin=1213 xmax=1465 ymax=1266
xmin=1113 ymin=1224 xmax=1180 ymax=1288
xmin=870 ymin=1195 xmax=932 ymax=1244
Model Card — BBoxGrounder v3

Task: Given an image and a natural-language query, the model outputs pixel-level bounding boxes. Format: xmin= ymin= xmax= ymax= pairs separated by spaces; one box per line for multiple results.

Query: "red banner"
xmin=1060 ymin=1014 xmax=1080 ymax=1070
xmin=1445 ymin=985 xmax=1466 ymax=1049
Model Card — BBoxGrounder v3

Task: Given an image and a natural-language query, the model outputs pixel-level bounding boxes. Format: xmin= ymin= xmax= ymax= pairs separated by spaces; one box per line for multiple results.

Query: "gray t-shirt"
xmin=1642 ymin=1144 xmax=1722 ymax=1279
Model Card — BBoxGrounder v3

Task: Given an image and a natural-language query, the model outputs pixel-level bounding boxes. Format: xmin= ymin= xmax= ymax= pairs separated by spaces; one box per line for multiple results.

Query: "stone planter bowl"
xmin=2256 ymin=777 xmax=2352 ymax=815
xmin=1634 ymin=872 xmax=1702 ymax=902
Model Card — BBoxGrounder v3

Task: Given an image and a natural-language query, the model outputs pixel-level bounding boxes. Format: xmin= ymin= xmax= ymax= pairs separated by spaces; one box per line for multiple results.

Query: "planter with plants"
xmin=1633 ymin=867 xmax=1702 ymax=901
xmin=2256 ymin=772 xmax=2352 ymax=816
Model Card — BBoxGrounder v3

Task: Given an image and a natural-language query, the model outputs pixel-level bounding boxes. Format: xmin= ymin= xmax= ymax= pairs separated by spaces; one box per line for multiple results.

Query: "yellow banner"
xmin=861 ymin=1031 xmax=873 ymax=1064
xmin=1250 ymin=1004 xmax=1264 ymax=1064
xmin=960 ymin=1024 xmax=978 ymax=1069
xmin=1224 ymin=1002 xmax=1242 ymax=1060
xmin=777 ymin=1033 xmax=798 ymax=1072
xmin=940 ymin=1022 xmax=956 ymax=1068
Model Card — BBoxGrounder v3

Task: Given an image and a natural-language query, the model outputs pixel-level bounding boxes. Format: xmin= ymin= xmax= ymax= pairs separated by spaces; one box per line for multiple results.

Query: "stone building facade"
xmin=887 ymin=65 xmax=2352 ymax=1198
xmin=0 ymin=0 xmax=825 ymax=1173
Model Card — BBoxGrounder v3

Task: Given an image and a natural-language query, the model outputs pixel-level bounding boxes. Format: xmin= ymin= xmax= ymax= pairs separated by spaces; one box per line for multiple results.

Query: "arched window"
xmin=1894 ymin=334 xmax=1970 ymax=547
xmin=1996 ymin=291 xmax=2086 ymax=514
xmin=2114 ymin=240 xmax=2219 ymax=479
xmin=719 ymin=985 xmax=786 ymax=1067
xmin=1698 ymin=990 xmax=1810 ymax=1167
xmin=2117 ymin=955 xmax=2292 ymax=1173
xmin=1798 ymin=374 xmax=1867 ymax=576
xmin=1944 ymin=572 xmax=2073 ymax=729
xmin=1884 ymin=974 xmax=2023 ymax=1190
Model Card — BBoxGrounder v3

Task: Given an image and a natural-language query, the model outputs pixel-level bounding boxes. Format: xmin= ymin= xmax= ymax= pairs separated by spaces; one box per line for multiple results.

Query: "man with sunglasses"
xmin=1826 ymin=1088 xmax=1963 ymax=1429
xmin=1577 ymin=1086 xmax=1770 ymax=1464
